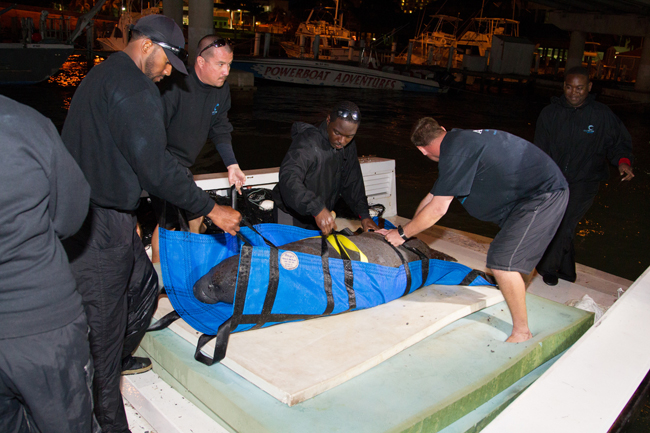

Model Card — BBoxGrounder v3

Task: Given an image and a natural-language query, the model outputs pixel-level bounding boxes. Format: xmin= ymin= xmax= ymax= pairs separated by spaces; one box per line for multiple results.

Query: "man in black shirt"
xmin=534 ymin=66 xmax=634 ymax=286
xmin=382 ymin=118 xmax=568 ymax=343
xmin=151 ymin=34 xmax=246 ymax=262
xmin=272 ymin=101 xmax=379 ymax=234
xmin=61 ymin=15 xmax=241 ymax=433
xmin=0 ymin=96 xmax=96 ymax=432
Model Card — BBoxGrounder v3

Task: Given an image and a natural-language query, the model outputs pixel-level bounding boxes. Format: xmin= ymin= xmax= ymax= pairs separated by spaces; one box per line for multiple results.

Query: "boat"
xmin=279 ymin=0 xmax=357 ymax=61
xmin=0 ymin=42 xmax=75 ymax=84
xmin=0 ymin=0 xmax=107 ymax=84
xmin=231 ymin=57 xmax=450 ymax=93
xmin=395 ymin=14 xmax=462 ymax=66
xmin=96 ymin=6 xmax=160 ymax=53
xmin=117 ymin=157 xmax=649 ymax=432
xmin=456 ymin=17 xmax=519 ymax=57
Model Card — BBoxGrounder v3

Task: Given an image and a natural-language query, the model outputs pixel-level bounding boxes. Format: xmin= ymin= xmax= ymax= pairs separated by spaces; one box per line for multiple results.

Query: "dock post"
xmin=348 ymin=39 xmax=354 ymax=61
xmin=254 ymin=32 xmax=260 ymax=56
xmin=534 ymin=52 xmax=540 ymax=74
xmin=299 ymin=35 xmax=305 ymax=58
xmin=86 ymin=21 xmax=94 ymax=71
xmin=390 ymin=41 xmax=396 ymax=63
xmin=427 ymin=46 xmax=434 ymax=65
xmin=447 ymin=46 xmax=455 ymax=71
xmin=313 ymin=34 xmax=320 ymax=60
xmin=263 ymin=32 xmax=271 ymax=58
xmin=358 ymin=39 xmax=365 ymax=66
xmin=406 ymin=41 xmax=413 ymax=67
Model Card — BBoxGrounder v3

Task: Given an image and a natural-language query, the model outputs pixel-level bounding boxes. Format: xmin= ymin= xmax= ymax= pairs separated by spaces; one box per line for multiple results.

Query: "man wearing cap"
xmin=61 ymin=15 xmax=241 ymax=433
xmin=150 ymin=34 xmax=246 ymax=263
xmin=272 ymin=101 xmax=379 ymax=234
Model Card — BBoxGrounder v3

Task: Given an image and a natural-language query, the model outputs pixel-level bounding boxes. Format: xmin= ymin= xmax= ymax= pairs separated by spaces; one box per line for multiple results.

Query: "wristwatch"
xmin=397 ymin=225 xmax=409 ymax=241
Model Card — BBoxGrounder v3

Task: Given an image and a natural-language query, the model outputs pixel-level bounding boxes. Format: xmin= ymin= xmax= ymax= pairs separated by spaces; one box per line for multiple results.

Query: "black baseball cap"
xmin=132 ymin=15 xmax=188 ymax=75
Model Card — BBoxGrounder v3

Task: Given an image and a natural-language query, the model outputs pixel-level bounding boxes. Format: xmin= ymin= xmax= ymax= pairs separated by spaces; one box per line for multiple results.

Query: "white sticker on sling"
xmin=280 ymin=251 xmax=299 ymax=270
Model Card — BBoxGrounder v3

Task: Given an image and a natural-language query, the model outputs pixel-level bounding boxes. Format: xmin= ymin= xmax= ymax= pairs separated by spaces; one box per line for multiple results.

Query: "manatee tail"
xmin=193 ymin=269 xmax=235 ymax=305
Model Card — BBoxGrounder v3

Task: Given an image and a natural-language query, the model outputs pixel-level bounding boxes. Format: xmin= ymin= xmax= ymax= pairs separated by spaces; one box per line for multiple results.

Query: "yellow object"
xmin=318 ymin=234 xmax=368 ymax=262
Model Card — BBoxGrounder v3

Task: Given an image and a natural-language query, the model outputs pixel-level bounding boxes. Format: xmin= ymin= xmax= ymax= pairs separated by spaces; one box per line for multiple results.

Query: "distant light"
xmin=122 ymin=6 xmax=126 ymax=10
xmin=237 ymin=9 xmax=241 ymax=11
xmin=226 ymin=9 xmax=230 ymax=11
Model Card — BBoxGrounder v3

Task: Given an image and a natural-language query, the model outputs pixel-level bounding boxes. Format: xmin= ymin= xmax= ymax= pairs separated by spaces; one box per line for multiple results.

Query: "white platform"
xmin=153 ymin=283 xmax=504 ymax=406
xmin=481 ymin=266 xmax=650 ymax=433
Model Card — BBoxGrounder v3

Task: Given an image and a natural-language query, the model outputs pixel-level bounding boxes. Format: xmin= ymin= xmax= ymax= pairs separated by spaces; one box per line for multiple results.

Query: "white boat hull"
xmin=232 ymin=58 xmax=447 ymax=93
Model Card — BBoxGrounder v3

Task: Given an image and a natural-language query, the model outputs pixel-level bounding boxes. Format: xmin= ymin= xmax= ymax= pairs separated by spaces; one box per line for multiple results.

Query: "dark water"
xmin=2 ymin=55 xmax=649 ymax=281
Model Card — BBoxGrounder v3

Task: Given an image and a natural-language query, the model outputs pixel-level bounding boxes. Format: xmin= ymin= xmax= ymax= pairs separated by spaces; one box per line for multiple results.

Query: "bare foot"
xmin=505 ymin=330 xmax=533 ymax=343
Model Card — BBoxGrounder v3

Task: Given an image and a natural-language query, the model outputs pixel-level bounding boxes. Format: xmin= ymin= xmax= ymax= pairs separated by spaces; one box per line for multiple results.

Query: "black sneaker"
xmin=542 ymin=274 xmax=559 ymax=286
xmin=121 ymin=356 xmax=152 ymax=375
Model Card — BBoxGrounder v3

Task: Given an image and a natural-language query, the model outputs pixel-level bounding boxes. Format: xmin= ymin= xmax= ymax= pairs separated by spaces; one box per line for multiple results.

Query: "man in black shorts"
xmin=381 ymin=118 xmax=568 ymax=343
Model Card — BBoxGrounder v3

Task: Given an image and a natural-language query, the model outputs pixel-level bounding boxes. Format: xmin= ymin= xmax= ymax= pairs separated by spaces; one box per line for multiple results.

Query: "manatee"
xmin=193 ymin=232 xmax=456 ymax=305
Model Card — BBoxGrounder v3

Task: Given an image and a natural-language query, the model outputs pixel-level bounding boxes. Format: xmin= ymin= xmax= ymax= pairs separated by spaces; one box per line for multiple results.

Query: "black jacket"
xmin=273 ymin=121 xmax=370 ymax=220
xmin=62 ymin=52 xmax=213 ymax=216
xmin=0 ymin=96 xmax=89 ymax=338
xmin=534 ymin=94 xmax=633 ymax=184
xmin=158 ymin=69 xmax=236 ymax=168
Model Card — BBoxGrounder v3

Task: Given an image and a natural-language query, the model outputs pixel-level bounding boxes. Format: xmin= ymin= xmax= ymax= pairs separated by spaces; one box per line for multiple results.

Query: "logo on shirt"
xmin=472 ymin=129 xmax=497 ymax=135
xmin=584 ymin=125 xmax=595 ymax=134
xmin=473 ymin=129 xmax=484 ymax=134
xmin=212 ymin=103 xmax=220 ymax=115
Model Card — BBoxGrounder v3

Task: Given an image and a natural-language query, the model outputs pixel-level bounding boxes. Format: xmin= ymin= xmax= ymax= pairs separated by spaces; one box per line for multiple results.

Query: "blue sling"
xmin=156 ymin=222 xmax=494 ymax=365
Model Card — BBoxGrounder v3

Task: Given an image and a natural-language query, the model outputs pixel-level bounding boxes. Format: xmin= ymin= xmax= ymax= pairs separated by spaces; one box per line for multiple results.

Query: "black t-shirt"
xmin=433 ymin=129 xmax=567 ymax=226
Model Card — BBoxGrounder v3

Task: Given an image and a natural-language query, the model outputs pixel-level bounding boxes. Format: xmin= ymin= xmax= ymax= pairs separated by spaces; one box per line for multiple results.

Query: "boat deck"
xmin=120 ymin=216 xmax=632 ymax=432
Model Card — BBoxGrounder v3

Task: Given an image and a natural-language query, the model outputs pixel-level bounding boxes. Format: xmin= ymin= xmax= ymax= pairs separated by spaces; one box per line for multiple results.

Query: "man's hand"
xmin=207 ymin=204 xmax=241 ymax=236
xmin=227 ymin=164 xmax=246 ymax=194
xmin=382 ymin=229 xmax=405 ymax=247
xmin=619 ymin=163 xmax=634 ymax=181
xmin=360 ymin=217 xmax=379 ymax=232
xmin=315 ymin=208 xmax=337 ymax=235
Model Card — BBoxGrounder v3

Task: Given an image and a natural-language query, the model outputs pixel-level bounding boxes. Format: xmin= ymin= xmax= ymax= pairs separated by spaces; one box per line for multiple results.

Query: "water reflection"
xmin=47 ymin=54 xmax=105 ymax=88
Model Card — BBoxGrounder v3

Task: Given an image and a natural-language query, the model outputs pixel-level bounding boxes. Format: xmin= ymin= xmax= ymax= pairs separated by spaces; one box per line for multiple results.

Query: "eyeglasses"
xmin=151 ymin=39 xmax=189 ymax=62
xmin=337 ymin=109 xmax=360 ymax=121
xmin=198 ymin=38 xmax=231 ymax=57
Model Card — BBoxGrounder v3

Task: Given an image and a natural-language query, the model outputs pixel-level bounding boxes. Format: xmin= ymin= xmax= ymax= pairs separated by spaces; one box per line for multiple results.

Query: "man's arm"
xmin=413 ymin=193 xmax=434 ymax=217
xmin=209 ymin=88 xmax=245 ymax=192
xmin=381 ymin=194 xmax=454 ymax=246
xmin=278 ymin=146 xmax=326 ymax=217
xmin=47 ymin=121 xmax=90 ymax=239
xmin=110 ymin=90 xmax=240 ymax=233
xmin=604 ymin=110 xmax=634 ymax=182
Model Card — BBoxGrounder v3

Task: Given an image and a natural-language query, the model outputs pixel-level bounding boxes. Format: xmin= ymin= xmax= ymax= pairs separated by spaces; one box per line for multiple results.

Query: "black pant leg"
xmin=123 ymin=216 xmax=160 ymax=360
xmin=536 ymin=181 xmax=600 ymax=281
xmin=0 ymin=313 xmax=96 ymax=433
xmin=64 ymin=208 xmax=134 ymax=433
